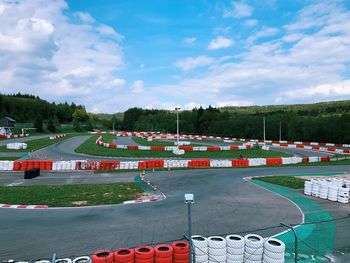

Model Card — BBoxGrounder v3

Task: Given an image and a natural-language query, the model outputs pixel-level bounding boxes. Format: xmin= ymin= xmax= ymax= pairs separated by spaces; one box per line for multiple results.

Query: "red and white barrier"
xmin=0 ymin=133 xmax=29 ymax=139
xmin=49 ymin=134 xmax=66 ymax=140
xmin=0 ymin=156 xmax=332 ymax=172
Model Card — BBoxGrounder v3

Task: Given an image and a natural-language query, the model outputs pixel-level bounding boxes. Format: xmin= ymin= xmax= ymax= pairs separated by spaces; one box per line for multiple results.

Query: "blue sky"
xmin=0 ymin=0 xmax=350 ymax=112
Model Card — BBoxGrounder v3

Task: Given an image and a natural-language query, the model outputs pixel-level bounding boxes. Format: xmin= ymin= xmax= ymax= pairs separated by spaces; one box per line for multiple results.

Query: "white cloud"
xmin=208 ymin=36 xmax=233 ymax=50
xmin=131 ymin=80 xmax=144 ymax=93
xmin=216 ymin=99 xmax=253 ymax=107
xmin=175 ymin=56 xmax=214 ymax=71
xmin=0 ymin=0 xmax=125 ymax=108
xmin=247 ymin=27 xmax=279 ymax=44
xmin=74 ymin=12 xmax=95 ymax=24
xmin=244 ymin=19 xmax=258 ymax=27
xmin=223 ymin=1 xmax=253 ymax=19
xmin=183 ymin=37 xmax=196 ymax=45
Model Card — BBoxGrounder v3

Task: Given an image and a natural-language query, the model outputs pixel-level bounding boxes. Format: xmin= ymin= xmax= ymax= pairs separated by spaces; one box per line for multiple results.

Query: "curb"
xmin=0 ymin=204 xmax=48 ymax=209
xmin=123 ymin=193 xmax=166 ymax=205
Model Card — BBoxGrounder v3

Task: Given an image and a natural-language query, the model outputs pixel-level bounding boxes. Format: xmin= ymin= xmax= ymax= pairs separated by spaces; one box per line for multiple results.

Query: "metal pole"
xmin=279 ymin=121 xmax=282 ymax=141
xmin=51 ymin=252 xmax=56 ymax=263
xmin=281 ymin=223 xmax=298 ymax=263
xmin=263 ymin=117 xmax=266 ymax=142
xmin=188 ymin=202 xmax=193 ymax=263
xmin=175 ymin=108 xmax=180 ymax=147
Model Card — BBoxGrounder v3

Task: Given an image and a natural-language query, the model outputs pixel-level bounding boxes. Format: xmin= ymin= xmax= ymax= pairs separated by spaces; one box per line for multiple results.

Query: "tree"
xmin=72 ymin=118 xmax=81 ymax=132
xmin=86 ymin=118 xmax=94 ymax=131
xmin=47 ymin=117 xmax=56 ymax=132
xmin=34 ymin=115 xmax=43 ymax=132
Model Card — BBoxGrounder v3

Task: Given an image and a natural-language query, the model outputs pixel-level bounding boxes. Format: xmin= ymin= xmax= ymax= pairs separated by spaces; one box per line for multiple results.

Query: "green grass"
xmin=0 ymin=156 xmax=19 ymax=161
xmin=76 ymin=135 xmax=292 ymax=158
xmin=0 ymin=183 xmax=143 ymax=207
xmin=252 ymin=176 xmax=306 ymax=189
xmin=132 ymin=136 xmax=175 ymax=146
xmin=0 ymin=132 xmax=84 ymax=152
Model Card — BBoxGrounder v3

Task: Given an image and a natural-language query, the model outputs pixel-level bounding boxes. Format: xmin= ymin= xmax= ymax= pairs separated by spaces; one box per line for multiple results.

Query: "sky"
xmin=0 ymin=0 xmax=350 ymax=113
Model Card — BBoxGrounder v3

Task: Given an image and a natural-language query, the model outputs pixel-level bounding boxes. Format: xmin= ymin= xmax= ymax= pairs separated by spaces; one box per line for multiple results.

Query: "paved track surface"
xmin=115 ymin=136 xmax=140 ymax=146
xmin=270 ymin=146 xmax=333 ymax=157
xmin=1 ymin=165 xmax=350 ymax=260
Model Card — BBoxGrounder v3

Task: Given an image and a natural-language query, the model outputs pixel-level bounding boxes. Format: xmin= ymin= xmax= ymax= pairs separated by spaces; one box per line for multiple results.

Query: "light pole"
xmin=280 ymin=223 xmax=298 ymax=263
xmin=263 ymin=116 xmax=266 ymax=142
xmin=279 ymin=121 xmax=282 ymax=142
xmin=175 ymin=107 xmax=181 ymax=146
xmin=184 ymin=193 xmax=194 ymax=263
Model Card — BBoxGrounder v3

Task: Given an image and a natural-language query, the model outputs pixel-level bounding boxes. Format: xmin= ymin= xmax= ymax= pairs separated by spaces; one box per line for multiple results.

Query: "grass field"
xmin=0 ymin=133 xmax=83 ymax=152
xmin=252 ymin=176 xmax=305 ymax=189
xmin=76 ymin=135 xmax=292 ymax=158
xmin=0 ymin=183 xmax=143 ymax=207
xmin=0 ymin=156 xmax=19 ymax=161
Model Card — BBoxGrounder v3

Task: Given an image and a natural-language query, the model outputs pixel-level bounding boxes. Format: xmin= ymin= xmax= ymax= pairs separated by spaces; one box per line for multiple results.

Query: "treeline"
xmin=121 ymin=103 xmax=350 ymax=143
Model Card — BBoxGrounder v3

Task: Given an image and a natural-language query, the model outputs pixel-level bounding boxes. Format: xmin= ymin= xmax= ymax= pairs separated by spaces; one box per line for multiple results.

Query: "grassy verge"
xmin=0 ymin=156 xmax=19 ymax=161
xmin=252 ymin=176 xmax=305 ymax=189
xmin=76 ymin=135 xmax=292 ymax=158
xmin=132 ymin=136 xmax=174 ymax=146
xmin=0 ymin=132 xmax=84 ymax=152
xmin=0 ymin=183 xmax=143 ymax=207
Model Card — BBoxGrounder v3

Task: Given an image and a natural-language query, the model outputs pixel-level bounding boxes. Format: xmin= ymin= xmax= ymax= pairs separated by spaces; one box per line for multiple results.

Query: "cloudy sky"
xmin=0 ymin=0 xmax=350 ymax=113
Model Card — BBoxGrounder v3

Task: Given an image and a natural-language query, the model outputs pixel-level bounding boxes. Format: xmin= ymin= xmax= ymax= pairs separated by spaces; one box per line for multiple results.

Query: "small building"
xmin=0 ymin=117 xmax=16 ymax=135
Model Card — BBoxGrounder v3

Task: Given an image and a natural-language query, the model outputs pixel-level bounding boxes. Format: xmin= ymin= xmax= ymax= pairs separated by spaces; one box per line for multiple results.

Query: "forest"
xmin=1 ymin=93 xmax=350 ymax=143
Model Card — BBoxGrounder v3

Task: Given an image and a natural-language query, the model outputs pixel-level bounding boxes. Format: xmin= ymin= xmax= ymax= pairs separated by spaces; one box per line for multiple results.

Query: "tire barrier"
xmin=135 ymin=246 xmax=154 ymax=263
xmin=6 ymin=142 xmax=28 ymax=150
xmin=154 ymin=244 xmax=173 ymax=263
xmin=172 ymin=241 xmax=190 ymax=263
xmin=55 ymin=259 xmax=72 ymax=263
xmin=92 ymin=250 xmax=114 ymax=263
xmin=0 ymin=133 xmax=29 ymax=139
xmin=304 ymin=178 xmax=350 ymax=204
xmin=73 ymin=256 xmax=92 ymax=263
xmin=191 ymin=234 xmax=286 ymax=263
xmin=114 ymin=248 xmax=134 ymax=263
xmin=0 ymin=156 xmax=332 ymax=172
xmin=49 ymin=134 xmax=66 ymax=140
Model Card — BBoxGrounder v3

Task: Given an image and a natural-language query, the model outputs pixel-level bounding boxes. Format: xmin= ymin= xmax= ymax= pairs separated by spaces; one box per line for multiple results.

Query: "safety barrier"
xmin=49 ymin=134 xmax=66 ymax=140
xmin=304 ymin=178 xmax=350 ymax=204
xmin=192 ymin=234 xmax=286 ymax=263
xmin=6 ymin=142 xmax=27 ymax=150
xmin=0 ymin=133 xmax=29 ymax=139
xmin=272 ymin=143 xmax=350 ymax=155
xmin=0 ymin=156 xmax=332 ymax=171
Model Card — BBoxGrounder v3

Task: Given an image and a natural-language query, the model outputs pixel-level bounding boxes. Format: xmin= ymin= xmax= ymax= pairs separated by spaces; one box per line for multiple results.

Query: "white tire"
xmin=208 ymin=236 xmax=226 ymax=249
xmin=72 ymin=257 xmax=91 ymax=263
xmin=227 ymin=247 xmax=244 ymax=255
xmin=192 ymin=235 xmax=208 ymax=249
xmin=195 ymin=255 xmax=208 ymax=262
xmin=194 ymin=247 xmax=208 ymax=256
xmin=35 ymin=261 xmax=51 ymax=263
xmin=263 ymin=249 xmax=285 ymax=260
xmin=244 ymin=234 xmax=264 ymax=249
xmin=244 ymin=246 xmax=263 ymax=255
xmin=227 ymin=253 xmax=244 ymax=261
xmin=263 ymin=253 xmax=284 ymax=263
xmin=226 ymin=235 xmax=245 ymax=248
xmin=56 ymin=259 xmax=72 ymax=263
xmin=264 ymin=238 xmax=285 ymax=253
xmin=338 ymin=197 xmax=349 ymax=204
xmin=245 ymin=258 xmax=262 ymax=263
xmin=208 ymin=247 xmax=226 ymax=256
xmin=244 ymin=252 xmax=263 ymax=261
xmin=208 ymin=255 xmax=226 ymax=262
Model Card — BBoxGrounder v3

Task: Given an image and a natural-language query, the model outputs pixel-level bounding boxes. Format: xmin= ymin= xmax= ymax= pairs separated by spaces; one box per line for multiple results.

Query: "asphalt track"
xmin=1 ymin=165 xmax=350 ymax=260
xmin=0 ymin=134 xmax=55 ymax=146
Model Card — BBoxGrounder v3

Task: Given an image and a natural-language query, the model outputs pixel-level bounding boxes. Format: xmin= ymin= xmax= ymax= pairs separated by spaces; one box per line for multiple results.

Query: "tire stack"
xmin=72 ymin=256 xmax=91 ymax=263
xmin=114 ymin=248 xmax=135 ymax=263
xmin=304 ymin=181 xmax=312 ymax=195
xmin=226 ymin=235 xmax=244 ymax=263
xmin=208 ymin=236 xmax=226 ymax=263
xmin=244 ymin=234 xmax=264 ymax=263
xmin=135 ymin=246 xmax=154 ymax=263
xmin=319 ymin=183 xmax=329 ymax=199
xmin=154 ymin=244 xmax=173 ymax=263
xmin=311 ymin=181 xmax=320 ymax=197
xmin=338 ymin=188 xmax=349 ymax=204
xmin=172 ymin=241 xmax=190 ymax=263
xmin=92 ymin=250 xmax=114 ymax=263
xmin=263 ymin=238 xmax=285 ymax=263
xmin=55 ymin=259 xmax=72 ymax=263
xmin=191 ymin=235 xmax=208 ymax=263
xmin=328 ymin=186 xmax=338 ymax=201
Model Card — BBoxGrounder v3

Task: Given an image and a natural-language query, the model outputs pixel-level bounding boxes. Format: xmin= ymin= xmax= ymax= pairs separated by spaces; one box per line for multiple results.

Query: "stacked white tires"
xmin=192 ymin=235 xmax=209 ymax=263
xmin=338 ymin=188 xmax=349 ymax=204
xmin=72 ymin=256 xmax=91 ymax=263
xmin=311 ymin=181 xmax=320 ymax=197
xmin=208 ymin=236 xmax=227 ymax=263
xmin=244 ymin=234 xmax=264 ymax=263
xmin=328 ymin=186 xmax=338 ymax=201
xmin=263 ymin=238 xmax=286 ymax=263
xmin=304 ymin=181 xmax=312 ymax=195
xmin=226 ymin=235 xmax=244 ymax=263
xmin=319 ymin=184 xmax=329 ymax=199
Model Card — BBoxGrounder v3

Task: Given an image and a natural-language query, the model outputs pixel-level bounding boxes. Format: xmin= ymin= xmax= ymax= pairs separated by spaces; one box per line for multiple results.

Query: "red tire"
xmin=135 ymin=259 xmax=153 ymax=263
xmin=114 ymin=248 xmax=134 ymax=263
xmin=173 ymin=253 xmax=189 ymax=260
xmin=155 ymin=258 xmax=172 ymax=263
xmin=92 ymin=250 xmax=114 ymax=263
xmin=135 ymin=246 xmax=154 ymax=260
xmin=172 ymin=242 xmax=189 ymax=254
xmin=174 ymin=259 xmax=189 ymax=263
xmin=154 ymin=244 xmax=173 ymax=258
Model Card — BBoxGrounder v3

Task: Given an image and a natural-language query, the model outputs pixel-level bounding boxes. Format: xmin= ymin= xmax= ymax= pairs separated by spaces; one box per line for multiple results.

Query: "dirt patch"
xmin=71 ymin=200 xmax=88 ymax=206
